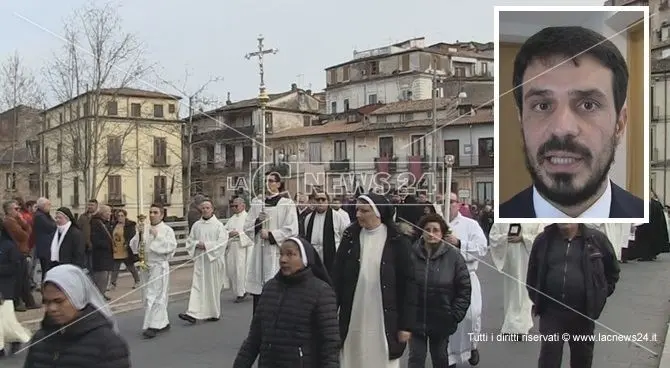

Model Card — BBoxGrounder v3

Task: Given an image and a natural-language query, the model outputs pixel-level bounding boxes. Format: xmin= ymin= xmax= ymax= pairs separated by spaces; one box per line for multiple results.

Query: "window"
xmin=44 ymin=148 xmax=49 ymax=172
xmin=264 ymin=112 xmax=273 ymax=133
xmin=168 ymin=104 xmax=175 ymax=114
xmin=131 ymin=103 xmax=141 ymax=117
xmin=303 ymin=115 xmax=311 ymax=127
xmin=331 ymin=101 xmax=337 ymax=114
xmin=651 ymin=125 xmax=658 ymax=161
xmin=376 ymin=115 xmax=387 ymax=123
xmin=368 ymin=94 xmax=378 ymax=105
xmin=308 ymin=142 xmax=322 ymax=162
xmin=342 ymin=66 xmax=350 ymax=81
xmin=476 ymin=182 xmax=493 ymax=203
xmin=401 ymin=113 xmax=414 ymax=122
xmin=378 ymin=137 xmax=394 ymax=157
xmin=454 ymin=67 xmax=466 ymax=77
xmin=153 ymin=104 xmax=164 ymax=118
xmin=651 ymin=172 xmax=657 ymax=193
xmin=481 ymin=62 xmax=488 ymax=74
xmin=44 ymin=182 xmax=49 ymax=199
xmin=444 ymin=139 xmax=460 ymax=166
xmin=72 ymin=138 xmax=80 ymax=169
xmin=334 ymin=140 xmax=347 ymax=160
xmin=225 ymin=145 xmax=235 ymax=166
xmin=153 ymin=175 xmax=168 ymax=202
xmin=5 ymin=173 xmax=15 ymax=191
xmin=401 ymin=54 xmax=410 ymax=71
xmin=29 ymin=173 xmax=39 ymax=193
xmin=478 ymin=137 xmax=493 ymax=167
xmin=59 ymin=112 xmax=63 ymax=123
xmin=83 ymin=102 xmax=89 ymax=116
xmin=368 ymin=61 xmax=379 ymax=75
xmin=458 ymin=105 xmax=471 ymax=115
xmin=57 ymin=180 xmax=62 ymax=198
xmin=27 ymin=140 xmax=39 ymax=160
xmin=344 ymin=99 xmax=350 ymax=111
xmin=242 ymin=146 xmax=252 ymax=166
xmin=57 ymin=143 xmax=62 ymax=162
xmin=107 ymin=136 xmax=122 ymax=164
xmin=410 ymin=135 xmax=425 ymax=156
xmin=108 ymin=175 xmax=122 ymax=201
xmin=153 ymin=137 xmax=167 ymax=165
xmin=107 ymin=101 xmax=118 ymax=115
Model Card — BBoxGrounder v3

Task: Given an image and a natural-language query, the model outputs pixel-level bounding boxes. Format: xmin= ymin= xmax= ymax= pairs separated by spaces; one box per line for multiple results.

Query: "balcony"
xmin=374 ymin=156 xmax=398 ymax=173
xmin=106 ymin=193 xmax=126 ymax=206
xmin=447 ymin=154 xmax=494 ymax=168
xmin=328 ymin=159 xmax=350 ymax=172
xmin=153 ymin=192 xmax=171 ymax=205
xmin=407 ymin=155 xmax=431 ymax=170
xmin=71 ymin=195 xmax=80 ymax=207
xmin=268 ymin=163 xmax=290 ymax=177
xmin=151 ymin=154 xmax=170 ymax=167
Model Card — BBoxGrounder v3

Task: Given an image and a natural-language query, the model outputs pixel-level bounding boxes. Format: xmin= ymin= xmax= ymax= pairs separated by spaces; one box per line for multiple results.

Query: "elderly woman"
xmin=408 ymin=213 xmax=471 ymax=368
xmin=23 ymin=264 xmax=130 ymax=367
xmin=0 ymin=223 xmax=31 ymax=358
xmin=47 ymin=207 xmax=86 ymax=273
xmin=233 ymin=237 xmax=339 ymax=368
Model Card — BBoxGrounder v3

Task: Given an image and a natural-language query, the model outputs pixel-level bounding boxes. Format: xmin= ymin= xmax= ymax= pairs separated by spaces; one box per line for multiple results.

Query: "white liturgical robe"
xmin=447 ymin=213 xmax=488 ymax=366
xmin=244 ymin=194 xmax=299 ymax=295
xmin=184 ymin=215 xmax=228 ymax=320
xmin=489 ymin=223 xmax=543 ymax=335
xmin=303 ymin=209 xmax=349 ymax=258
xmin=129 ymin=221 xmax=178 ymax=330
xmin=224 ymin=210 xmax=253 ymax=297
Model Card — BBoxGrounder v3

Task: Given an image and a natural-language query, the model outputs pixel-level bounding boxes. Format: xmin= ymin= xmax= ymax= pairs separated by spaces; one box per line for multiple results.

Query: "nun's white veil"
xmin=44 ymin=264 xmax=118 ymax=333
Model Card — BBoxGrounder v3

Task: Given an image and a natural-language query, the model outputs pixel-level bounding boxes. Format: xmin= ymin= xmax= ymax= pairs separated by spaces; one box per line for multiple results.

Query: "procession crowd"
xmin=0 ymin=172 xmax=668 ymax=368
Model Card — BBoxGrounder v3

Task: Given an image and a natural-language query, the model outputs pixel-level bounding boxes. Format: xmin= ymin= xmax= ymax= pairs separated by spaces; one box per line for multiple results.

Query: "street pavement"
xmin=3 ymin=253 xmax=669 ymax=367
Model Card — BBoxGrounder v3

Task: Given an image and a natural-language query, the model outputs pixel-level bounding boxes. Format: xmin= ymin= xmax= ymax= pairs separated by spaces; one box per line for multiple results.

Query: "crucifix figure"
xmin=245 ymin=35 xmax=278 ymax=94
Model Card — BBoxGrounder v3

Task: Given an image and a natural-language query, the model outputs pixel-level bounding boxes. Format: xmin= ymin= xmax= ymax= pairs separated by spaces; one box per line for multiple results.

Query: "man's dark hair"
xmin=88 ymin=199 xmax=98 ymax=204
xmin=513 ymin=26 xmax=628 ymax=118
xmin=150 ymin=203 xmax=164 ymax=211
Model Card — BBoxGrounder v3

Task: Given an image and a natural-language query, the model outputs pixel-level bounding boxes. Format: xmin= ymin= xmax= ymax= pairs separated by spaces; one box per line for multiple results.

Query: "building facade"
xmin=269 ymin=88 xmax=494 ymax=204
xmin=324 ymin=38 xmax=493 ymax=114
xmin=40 ymin=88 xmax=184 ymax=219
xmin=0 ymin=105 xmax=41 ymax=198
xmin=187 ymin=84 xmax=322 ymax=211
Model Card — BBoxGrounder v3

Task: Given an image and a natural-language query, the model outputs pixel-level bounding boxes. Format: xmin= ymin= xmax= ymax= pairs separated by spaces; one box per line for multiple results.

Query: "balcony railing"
xmin=106 ymin=193 xmax=126 ymax=206
xmin=328 ymin=159 xmax=350 ymax=172
xmin=374 ymin=156 xmax=398 ymax=173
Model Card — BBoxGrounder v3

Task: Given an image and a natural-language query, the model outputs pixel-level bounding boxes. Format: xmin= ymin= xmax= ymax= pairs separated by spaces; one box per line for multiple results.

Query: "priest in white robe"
xmin=489 ymin=222 xmax=543 ymax=336
xmin=224 ymin=197 xmax=253 ymax=302
xmin=304 ymin=190 xmax=349 ymax=272
xmin=179 ymin=200 xmax=228 ymax=324
xmin=331 ymin=197 xmax=352 ymax=226
xmin=244 ymin=172 xmax=299 ymax=313
xmin=446 ymin=192 xmax=488 ymax=366
xmin=129 ymin=203 xmax=178 ymax=339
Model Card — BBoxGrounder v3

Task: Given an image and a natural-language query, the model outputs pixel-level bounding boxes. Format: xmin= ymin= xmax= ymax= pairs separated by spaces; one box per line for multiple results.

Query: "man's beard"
xmin=523 ymin=134 xmax=616 ymax=207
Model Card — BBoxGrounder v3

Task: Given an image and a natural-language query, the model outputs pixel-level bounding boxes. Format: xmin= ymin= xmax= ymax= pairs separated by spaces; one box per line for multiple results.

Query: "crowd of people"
xmin=0 ymin=175 xmax=668 ymax=367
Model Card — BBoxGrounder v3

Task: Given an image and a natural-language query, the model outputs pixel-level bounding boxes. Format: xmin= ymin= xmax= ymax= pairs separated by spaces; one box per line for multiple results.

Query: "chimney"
xmin=291 ymin=83 xmax=298 ymax=91
xmin=305 ymin=89 xmax=312 ymax=95
xmin=226 ymin=92 xmax=231 ymax=105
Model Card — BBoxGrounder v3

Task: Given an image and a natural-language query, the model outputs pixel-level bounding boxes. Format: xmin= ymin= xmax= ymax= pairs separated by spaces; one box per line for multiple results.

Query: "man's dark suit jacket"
xmin=498 ymin=181 xmax=644 ymax=218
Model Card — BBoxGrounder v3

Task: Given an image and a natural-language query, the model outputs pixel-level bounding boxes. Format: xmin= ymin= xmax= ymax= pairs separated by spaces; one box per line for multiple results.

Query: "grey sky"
xmin=1 ymin=0 xmax=603 ymax=109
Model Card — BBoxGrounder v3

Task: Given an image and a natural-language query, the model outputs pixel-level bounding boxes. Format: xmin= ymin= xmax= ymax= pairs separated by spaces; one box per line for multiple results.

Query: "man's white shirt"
xmin=533 ymin=179 xmax=612 ymax=218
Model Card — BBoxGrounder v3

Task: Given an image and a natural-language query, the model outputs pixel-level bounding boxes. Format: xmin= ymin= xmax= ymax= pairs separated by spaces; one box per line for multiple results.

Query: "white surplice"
xmin=303 ymin=209 xmax=349 ymax=259
xmin=489 ymin=223 xmax=542 ymax=335
xmin=340 ymin=224 xmax=400 ymax=368
xmin=586 ymin=223 xmax=629 ymax=260
xmin=184 ymin=215 xmax=228 ymax=320
xmin=0 ymin=300 xmax=31 ymax=347
xmin=335 ymin=208 xmax=351 ymax=225
xmin=244 ymin=194 xmax=299 ymax=295
xmin=129 ymin=221 xmax=178 ymax=330
xmin=447 ymin=213 xmax=488 ymax=365
xmin=224 ymin=211 xmax=253 ymax=297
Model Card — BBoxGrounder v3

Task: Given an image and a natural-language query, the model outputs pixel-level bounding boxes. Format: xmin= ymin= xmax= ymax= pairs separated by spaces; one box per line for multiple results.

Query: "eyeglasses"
xmin=315 ymin=197 xmax=327 ymax=202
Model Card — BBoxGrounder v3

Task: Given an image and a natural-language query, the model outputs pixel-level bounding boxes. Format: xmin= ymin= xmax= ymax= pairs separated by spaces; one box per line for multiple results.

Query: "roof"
xmin=190 ymin=89 xmax=316 ymax=120
xmin=269 ymin=108 xmax=493 ymax=139
xmin=45 ymin=87 xmax=182 ymax=112
xmin=371 ymin=98 xmax=454 ymax=115
xmin=427 ymin=43 xmax=494 ymax=60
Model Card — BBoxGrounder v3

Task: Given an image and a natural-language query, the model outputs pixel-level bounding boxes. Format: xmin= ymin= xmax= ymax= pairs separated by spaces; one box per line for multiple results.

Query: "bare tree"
xmin=155 ymin=67 xmax=222 ymax=205
xmin=0 ymin=51 xmax=45 ymax=192
xmin=44 ymin=2 xmax=152 ymax=200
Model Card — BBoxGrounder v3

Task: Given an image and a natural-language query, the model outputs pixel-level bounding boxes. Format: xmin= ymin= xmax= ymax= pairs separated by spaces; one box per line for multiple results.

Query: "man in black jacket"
xmin=526 ymin=223 xmax=620 ymax=368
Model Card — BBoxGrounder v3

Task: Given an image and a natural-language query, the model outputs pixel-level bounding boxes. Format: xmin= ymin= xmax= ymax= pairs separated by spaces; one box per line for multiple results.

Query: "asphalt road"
xmin=4 ymin=254 xmax=669 ymax=367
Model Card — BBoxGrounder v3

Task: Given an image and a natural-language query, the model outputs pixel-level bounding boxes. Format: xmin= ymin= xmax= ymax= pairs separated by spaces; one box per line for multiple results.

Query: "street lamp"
xmin=443 ymin=154 xmax=455 ymax=220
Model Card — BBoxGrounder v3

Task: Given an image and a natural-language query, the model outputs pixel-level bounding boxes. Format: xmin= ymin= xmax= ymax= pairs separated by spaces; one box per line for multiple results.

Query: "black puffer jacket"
xmin=23 ymin=305 xmax=130 ymax=368
xmin=410 ymin=240 xmax=471 ymax=337
xmin=90 ymin=216 xmax=115 ymax=271
xmin=233 ymin=268 xmax=340 ymax=368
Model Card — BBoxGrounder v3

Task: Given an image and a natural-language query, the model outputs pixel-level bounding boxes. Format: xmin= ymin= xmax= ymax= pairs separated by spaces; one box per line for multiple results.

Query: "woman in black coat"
xmin=45 ymin=207 xmax=86 ymax=273
xmin=233 ymin=237 xmax=340 ymax=368
xmin=407 ymin=213 xmax=471 ymax=368
xmin=23 ymin=264 xmax=130 ymax=368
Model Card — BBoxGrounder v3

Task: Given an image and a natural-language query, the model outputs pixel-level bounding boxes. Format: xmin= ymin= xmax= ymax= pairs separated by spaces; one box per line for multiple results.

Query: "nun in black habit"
xmin=233 ymin=237 xmax=339 ymax=368
xmin=333 ymin=193 xmax=417 ymax=367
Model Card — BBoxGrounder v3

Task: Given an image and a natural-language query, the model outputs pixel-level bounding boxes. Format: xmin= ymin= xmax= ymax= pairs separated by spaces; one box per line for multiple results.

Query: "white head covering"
xmin=44 ymin=264 xmax=118 ymax=333
xmin=287 ymin=237 xmax=308 ymax=266
xmin=358 ymin=194 xmax=381 ymax=218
